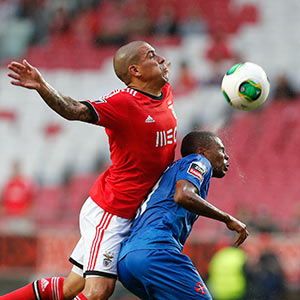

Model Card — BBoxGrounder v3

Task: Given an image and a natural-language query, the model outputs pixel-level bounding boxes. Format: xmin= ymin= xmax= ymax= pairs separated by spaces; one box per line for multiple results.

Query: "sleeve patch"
xmin=187 ymin=162 xmax=207 ymax=182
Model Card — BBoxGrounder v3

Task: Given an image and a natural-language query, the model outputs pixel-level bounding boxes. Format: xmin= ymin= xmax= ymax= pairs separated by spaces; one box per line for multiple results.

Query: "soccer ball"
xmin=221 ymin=62 xmax=270 ymax=111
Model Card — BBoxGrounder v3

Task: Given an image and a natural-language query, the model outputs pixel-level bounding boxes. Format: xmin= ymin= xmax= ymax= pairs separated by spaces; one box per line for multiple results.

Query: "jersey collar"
xmin=131 ymin=88 xmax=164 ymax=100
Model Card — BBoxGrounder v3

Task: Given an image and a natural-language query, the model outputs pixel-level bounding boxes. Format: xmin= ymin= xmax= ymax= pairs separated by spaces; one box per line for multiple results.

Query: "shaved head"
xmin=113 ymin=41 xmax=146 ymax=85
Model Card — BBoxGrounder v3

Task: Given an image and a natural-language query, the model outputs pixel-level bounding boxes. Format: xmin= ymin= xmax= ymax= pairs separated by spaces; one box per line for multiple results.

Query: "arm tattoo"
xmin=38 ymin=82 xmax=94 ymax=122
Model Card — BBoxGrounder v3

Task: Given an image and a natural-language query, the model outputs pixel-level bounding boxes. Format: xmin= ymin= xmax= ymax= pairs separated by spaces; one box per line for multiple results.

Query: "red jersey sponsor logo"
xmin=156 ymin=127 xmax=177 ymax=147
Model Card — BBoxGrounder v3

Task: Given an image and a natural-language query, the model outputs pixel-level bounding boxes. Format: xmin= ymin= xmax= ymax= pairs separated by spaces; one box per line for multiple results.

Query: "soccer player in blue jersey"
xmin=118 ymin=131 xmax=249 ymax=300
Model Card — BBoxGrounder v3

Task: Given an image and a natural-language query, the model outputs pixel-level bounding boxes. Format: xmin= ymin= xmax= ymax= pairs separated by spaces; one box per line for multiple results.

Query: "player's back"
xmin=119 ymin=154 xmax=212 ymax=260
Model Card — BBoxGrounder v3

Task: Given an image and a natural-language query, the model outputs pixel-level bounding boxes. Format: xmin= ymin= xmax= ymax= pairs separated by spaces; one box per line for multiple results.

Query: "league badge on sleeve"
xmin=187 ymin=162 xmax=207 ymax=182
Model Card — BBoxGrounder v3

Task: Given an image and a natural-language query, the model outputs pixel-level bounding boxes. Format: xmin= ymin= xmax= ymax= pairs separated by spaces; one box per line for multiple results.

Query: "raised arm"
xmin=8 ymin=60 xmax=95 ymax=122
xmin=174 ymin=179 xmax=249 ymax=247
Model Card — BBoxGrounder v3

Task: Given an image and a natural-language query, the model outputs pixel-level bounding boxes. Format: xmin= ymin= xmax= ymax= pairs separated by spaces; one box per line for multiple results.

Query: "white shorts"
xmin=69 ymin=197 xmax=132 ymax=279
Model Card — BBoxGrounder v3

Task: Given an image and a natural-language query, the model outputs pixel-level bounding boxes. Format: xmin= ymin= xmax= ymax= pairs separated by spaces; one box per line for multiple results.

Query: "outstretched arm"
xmin=8 ymin=60 xmax=95 ymax=122
xmin=174 ymin=179 xmax=249 ymax=247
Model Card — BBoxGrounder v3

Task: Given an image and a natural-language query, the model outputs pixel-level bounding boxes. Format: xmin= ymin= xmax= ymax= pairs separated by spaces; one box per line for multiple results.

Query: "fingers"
xmin=23 ymin=59 xmax=33 ymax=69
xmin=226 ymin=217 xmax=249 ymax=247
xmin=7 ymin=60 xmax=34 ymax=85
xmin=8 ymin=73 xmax=20 ymax=81
xmin=8 ymin=72 xmax=23 ymax=86
xmin=8 ymin=60 xmax=33 ymax=74
xmin=234 ymin=229 xmax=249 ymax=247
xmin=10 ymin=80 xmax=23 ymax=86
xmin=8 ymin=63 xmax=25 ymax=75
xmin=8 ymin=61 xmax=26 ymax=70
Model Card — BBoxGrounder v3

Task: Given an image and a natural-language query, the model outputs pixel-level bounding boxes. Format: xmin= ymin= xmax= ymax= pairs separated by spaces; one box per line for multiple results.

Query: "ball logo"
xmin=238 ymin=80 xmax=262 ymax=102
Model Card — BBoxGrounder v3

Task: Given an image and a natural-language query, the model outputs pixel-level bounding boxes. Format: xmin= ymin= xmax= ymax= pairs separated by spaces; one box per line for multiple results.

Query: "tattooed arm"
xmin=36 ymin=80 xmax=94 ymax=122
xmin=8 ymin=60 xmax=94 ymax=122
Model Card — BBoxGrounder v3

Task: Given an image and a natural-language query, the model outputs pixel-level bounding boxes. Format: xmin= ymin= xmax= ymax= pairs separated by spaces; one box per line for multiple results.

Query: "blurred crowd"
xmin=0 ymin=0 xmax=205 ymax=60
xmin=207 ymin=244 xmax=286 ymax=300
xmin=0 ymin=0 xmax=242 ymax=84
xmin=2 ymin=0 xmax=300 ymax=97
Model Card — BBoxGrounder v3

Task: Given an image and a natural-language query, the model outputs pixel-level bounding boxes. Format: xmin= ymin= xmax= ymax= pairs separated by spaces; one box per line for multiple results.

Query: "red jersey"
xmin=83 ymin=83 xmax=177 ymax=218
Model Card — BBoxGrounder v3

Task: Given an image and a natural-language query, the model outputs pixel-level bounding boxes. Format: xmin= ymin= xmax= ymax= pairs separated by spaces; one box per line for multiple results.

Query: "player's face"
xmin=207 ymin=137 xmax=229 ymax=178
xmin=136 ymin=43 xmax=169 ymax=86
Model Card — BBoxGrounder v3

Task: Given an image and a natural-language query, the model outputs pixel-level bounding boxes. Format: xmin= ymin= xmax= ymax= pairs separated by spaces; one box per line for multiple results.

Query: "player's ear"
xmin=196 ymin=147 xmax=206 ymax=156
xmin=198 ymin=147 xmax=213 ymax=163
xmin=128 ymin=65 xmax=140 ymax=78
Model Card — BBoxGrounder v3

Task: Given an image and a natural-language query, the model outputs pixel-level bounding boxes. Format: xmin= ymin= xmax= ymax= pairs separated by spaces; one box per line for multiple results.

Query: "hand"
xmin=225 ymin=215 xmax=249 ymax=247
xmin=8 ymin=59 xmax=44 ymax=90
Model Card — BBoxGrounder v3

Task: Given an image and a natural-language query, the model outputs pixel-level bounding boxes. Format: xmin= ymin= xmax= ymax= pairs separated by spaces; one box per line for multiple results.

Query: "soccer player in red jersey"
xmin=3 ymin=41 xmax=177 ymax=300
xmin=1 ymin=160 xmax=35 ymax=217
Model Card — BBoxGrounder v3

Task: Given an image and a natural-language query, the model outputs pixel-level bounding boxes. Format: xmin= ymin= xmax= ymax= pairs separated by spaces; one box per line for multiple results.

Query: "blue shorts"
xmin=118 ymin=249 xmax=212 ymax=300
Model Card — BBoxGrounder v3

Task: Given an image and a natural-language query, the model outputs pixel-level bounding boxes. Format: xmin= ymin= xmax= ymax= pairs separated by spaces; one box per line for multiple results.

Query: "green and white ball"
xmin=221 ymin=62 xmax=270 ymax=111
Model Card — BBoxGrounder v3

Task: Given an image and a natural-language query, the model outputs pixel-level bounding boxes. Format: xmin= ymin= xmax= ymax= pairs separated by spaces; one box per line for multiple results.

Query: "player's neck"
xmin=131 ymin=88 xmax=164 ymax=100
xmin=127 ymin=83 xmax=163 ymax=97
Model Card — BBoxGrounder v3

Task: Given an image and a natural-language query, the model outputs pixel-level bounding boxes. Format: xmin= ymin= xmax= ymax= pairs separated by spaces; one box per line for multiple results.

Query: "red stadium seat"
xmin=34 ymin=186 xmax=63 ymax=226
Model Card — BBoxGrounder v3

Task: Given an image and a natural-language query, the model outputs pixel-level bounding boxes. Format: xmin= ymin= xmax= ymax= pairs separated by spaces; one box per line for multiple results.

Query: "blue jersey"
xmin=119 ymin=154 xmax=212 ymax=260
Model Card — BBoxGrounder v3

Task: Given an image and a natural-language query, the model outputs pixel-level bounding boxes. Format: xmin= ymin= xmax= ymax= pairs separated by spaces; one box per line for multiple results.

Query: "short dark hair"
xmin=180 ymin=131 xmax=218 ymax=157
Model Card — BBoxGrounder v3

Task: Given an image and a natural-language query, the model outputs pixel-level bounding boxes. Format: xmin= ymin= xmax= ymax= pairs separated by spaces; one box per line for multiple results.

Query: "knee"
xmin=82 ymin=279 xmax=115 ymax=300
xmin=63 ymin=273 xmax=85 ymax=299
xmin=83 ymin=286 xmax=114 ymax=300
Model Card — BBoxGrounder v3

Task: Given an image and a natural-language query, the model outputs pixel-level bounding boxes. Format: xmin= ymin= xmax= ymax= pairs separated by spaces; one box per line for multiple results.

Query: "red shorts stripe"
xmin=87 ymin=212 xmax=110 ymax=270
xmin=90 ymin=213 xmax=113 ymax=270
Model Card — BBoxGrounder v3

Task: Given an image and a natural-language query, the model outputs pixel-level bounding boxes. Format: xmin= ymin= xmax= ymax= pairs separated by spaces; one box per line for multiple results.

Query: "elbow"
xmin=67 ymin=116 xmax=77 ymax=121
xmin=62 ymin=114 xmax=77 ymax=121
xmin=174 ymin=193 xmax=181 ymax=204
xmin=174 ymin=189 xmax=188 ymax=206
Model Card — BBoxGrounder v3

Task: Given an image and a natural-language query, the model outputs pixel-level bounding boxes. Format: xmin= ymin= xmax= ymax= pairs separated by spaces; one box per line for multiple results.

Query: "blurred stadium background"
xmin=0 ymin=0 xmax=300 ymax=299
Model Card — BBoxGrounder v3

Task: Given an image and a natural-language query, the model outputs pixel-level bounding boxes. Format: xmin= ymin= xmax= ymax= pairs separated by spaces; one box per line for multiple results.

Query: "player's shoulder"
xmin=95 ymin=88 xmax=139 ymax=103
xmin=177 ymin=154 xmax=211 ymax=183
xmin=107 ymin=84 xmax=171 ymax=100
xmin=180 ymin=154 xmax=211 ymax=174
